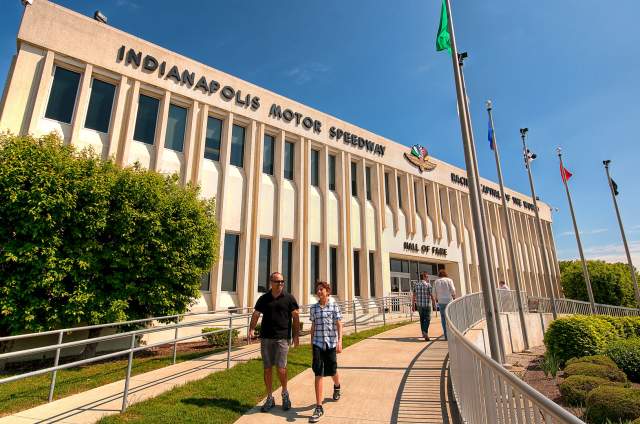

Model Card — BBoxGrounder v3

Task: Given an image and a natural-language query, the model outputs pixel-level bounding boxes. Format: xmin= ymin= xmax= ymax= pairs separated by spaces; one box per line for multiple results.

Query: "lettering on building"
xmin=450 ymin=172 xmax=538 ymax=212
xmin=329 ymin=126 xmax=386 ymax=156
xmin=403 ymin=241 xmax=447 ymax=257
xmin=268 ymin=104 xmax=321 ymax=134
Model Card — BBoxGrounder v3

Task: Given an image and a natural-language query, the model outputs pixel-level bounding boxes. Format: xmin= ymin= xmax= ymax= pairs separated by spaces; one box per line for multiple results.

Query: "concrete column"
xmin=189 ymin=103 xmax=209 ymax=185
xmin=293 ymin=136 xmax=308 ymax=303
xmin=407 ymin=174 xmax=416 ymax=237
xmin=116 ymin=79 xmax=139 ymax=167
xmin=341 ymin=152 xmax=353 ymax=300
xmin=271 ymin=130 xmax=285 ymax=278
xmin=105 ymin=75 xmax=129 ymax=161
xmin=427 ymin=181 xmax=442 ymax=240
xmin=455 ymin=191 xmax=472 ymax=294
xmin=27 ymin=50 xmax=54 ymax=135
xmin=415 ymin=178 xmax=429 ymax=240
xmin=379 ymin=165 xmax=387 ymax=230
xmin=390 ymin=169 xmax=400 ymax=235
xmin=357 ymin=159 xmax=370 ymax=299
xmin=319 ymin=145 xmax=330 ymax=284
xmin=69 ymin=63 xmax=92 ymax=145
xmin=371 ymin=163 xmax=385 ymax=297
xmin=180 ymin=99 xmax=199 ymax=186
xmin=246 ymin=122 xmax=265 ymax=307
xmin=150 ymin=90 xmax=170 ymax=172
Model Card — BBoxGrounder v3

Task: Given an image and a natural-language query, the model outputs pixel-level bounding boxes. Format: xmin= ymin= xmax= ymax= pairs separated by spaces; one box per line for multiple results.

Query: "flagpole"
xmin=487 ymin=101 xmax=530 ymax=350
xmin=603 ymin=160 xmax=640 ymax=307
xmin=458 ymin=68 xmax=506 ymax=361
xmin=557 ymin=148 xmax=595 ymax=313
xmin=443 ymin=0 xmax=502 ymax=363
xmin=520 ymin=130 xmax=558 ymax=319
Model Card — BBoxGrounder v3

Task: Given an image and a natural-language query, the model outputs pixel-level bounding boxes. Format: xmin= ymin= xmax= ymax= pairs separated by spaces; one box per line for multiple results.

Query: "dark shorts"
xmin=261 ymin=338 xmax=289 ymax=369
xmin=312 ymin=345 xmax=338 ymax=377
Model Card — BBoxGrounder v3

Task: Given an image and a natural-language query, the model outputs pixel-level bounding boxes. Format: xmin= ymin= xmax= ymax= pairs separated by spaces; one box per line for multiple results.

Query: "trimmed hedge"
xmin=585 ymin=386 xmax=640 ymax=423
xmin=563 ymin=362 xmax=627 ymax=383
xmin=544 ymin=316 xmax=619 ymax=365
xmin=606 ymin=338 xmax=640 ymax=383
xmin=565 ymin=354 xmax=617 ymax=368
xmin=559 ymin=375 xmax=619 ymax=406
xmin=201 ymin=327 xmax=239 ymax=347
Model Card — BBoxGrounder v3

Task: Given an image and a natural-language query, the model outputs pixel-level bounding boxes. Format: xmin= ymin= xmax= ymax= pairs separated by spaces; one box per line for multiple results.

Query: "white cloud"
xmin=116 ymin=0 xmax=140 ymax=9
xmin=285 ymin=63 xmax=330 ymax=85
xmin=559 ymin=228 xmax=608 ymax=237
xmin=560 ymin=240 xmax=640 ymax=267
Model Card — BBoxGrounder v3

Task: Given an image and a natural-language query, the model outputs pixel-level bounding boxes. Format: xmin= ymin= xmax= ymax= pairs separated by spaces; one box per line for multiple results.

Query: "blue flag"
xmin=488 ymin=118 xmax=495 ymax=150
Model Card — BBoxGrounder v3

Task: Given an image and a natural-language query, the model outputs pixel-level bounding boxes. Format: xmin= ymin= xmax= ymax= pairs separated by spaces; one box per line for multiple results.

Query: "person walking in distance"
xmin=249 ymin=272 xmax=300 ymax=413
xmin=413 ymin=272 xmax=436 ymax=341
xmin=498 ymin=280 xmax=509 ymax=290
xmin=433 ymin=269 xmax=456 ymax=340
xmin=308 ymin=281 xmax=343 ymax=423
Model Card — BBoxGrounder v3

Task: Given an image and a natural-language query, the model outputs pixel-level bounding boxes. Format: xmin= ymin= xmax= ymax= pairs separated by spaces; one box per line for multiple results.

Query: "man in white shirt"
xmin=433 ymin=270 xmax=456 ymax=340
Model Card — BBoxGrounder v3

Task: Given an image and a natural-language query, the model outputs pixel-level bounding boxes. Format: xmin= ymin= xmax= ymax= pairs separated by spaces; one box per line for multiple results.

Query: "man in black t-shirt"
xmin=249 ymin=271 xmax=300 ymax=413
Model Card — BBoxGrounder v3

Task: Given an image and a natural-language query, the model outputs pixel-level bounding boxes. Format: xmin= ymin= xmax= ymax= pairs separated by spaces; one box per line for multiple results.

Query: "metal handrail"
xmin=0 ymin=294 xmax=412 ymax=412
xmin=446 ymin=291 xmax=640 ymax=423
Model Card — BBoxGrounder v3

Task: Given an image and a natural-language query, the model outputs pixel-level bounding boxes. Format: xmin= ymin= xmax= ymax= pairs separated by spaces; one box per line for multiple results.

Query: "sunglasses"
xmin=270 ymin=280 xmax=285 ymax=285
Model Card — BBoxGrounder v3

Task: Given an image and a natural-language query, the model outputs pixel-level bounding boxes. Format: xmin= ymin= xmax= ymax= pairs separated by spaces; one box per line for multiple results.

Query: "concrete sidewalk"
xmin=1 ymin=314 xmax=410 ymax=424
xmin=235 ymin=321 xmax=456 ymax=424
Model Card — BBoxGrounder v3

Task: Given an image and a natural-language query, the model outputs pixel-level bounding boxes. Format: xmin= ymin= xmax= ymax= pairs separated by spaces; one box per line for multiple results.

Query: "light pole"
xmin=603 ymin=160 xmax=640 ymax=306
xmin=520 ymin=129 xmax=557 ymax=319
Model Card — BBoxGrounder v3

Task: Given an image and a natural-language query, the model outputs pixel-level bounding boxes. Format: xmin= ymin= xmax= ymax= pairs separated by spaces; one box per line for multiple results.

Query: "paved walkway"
xmin=235 ymin=322 xmax=457 ymax=424
xmin=1 ymin=315 xmax=411 ymax=424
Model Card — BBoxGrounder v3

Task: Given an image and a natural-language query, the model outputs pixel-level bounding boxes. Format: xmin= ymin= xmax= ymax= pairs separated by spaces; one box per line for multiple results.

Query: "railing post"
xmin=172 ymin=326 xmax=179 ymax=365
xmin=47 ymin=330 xmax=64 ymax=402
xmin=246 ymin=314 xmax=251 ymax=345
xmin=353 ymin=300 xmax=358 ymax=333
xmin=226 ymin=315 xmax=233 ymax=369
xmin=121 ymin=333 xmax=136 ymax=413
xmin=382 ymin=297 xmax=387 ymax=326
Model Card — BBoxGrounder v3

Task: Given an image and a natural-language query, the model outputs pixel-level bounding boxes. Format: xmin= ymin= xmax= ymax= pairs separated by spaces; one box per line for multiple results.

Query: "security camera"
xmin=603 ymin=160 xmax=611 ymax=166
xmin=21 ymin=0 xmax=33 ymax=5
xmin=520 ymin=128 xmax=529 ymax=136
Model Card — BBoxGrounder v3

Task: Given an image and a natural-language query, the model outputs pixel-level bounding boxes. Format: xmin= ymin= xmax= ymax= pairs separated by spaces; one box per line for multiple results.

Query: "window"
xmin=384 ymin=172 xmax=390 ymax=205
xmin=84 ymin=79 xmax=115 ymax=133
xmin=200 ymin=272 xmax=211 ymax=291
xmin=45 ymin=67 xmax=80 ymax=124
xmin=390 ymin=259 xmax=403 ymax=273
xmin=397 ymin=176 xmax=403 ymax=209
xmin=414 ymin=182 xmax=419 ymax=210
xmin=133 ymin=94 xmax=159 ymax=145
xmin=369 ymin=251 xmax=376 ymax=297
xmin=330 ymin=246 xmax=338 ymax=296
xmin=353 ymin=250 xmax=361 ymax=297
xmin=365 ymin=166 xmax=372 ymax=201
xmin=221 ymin=233 xmax=240 ymax=292
xmin=284 ymin=141 xmax=294 ymax=180
xmin=164 ymin=104 xmax=187 ymax=152
xmin=351 ymin=162 xmax=358 ymax=197
xmin=328 ymin=155 xmax=336 ymax=191
xmin=263 ymin=134 xmax=274 ymax=175
xmin=258 ymin=238 xmax=271 ymax=293
xmin=311 ymin=244 xmax=320 ymax=293
xmin=310 ymin=150 xmax=319 ymax=187
xmin=230 ymin=125 xmax=245 ymax=167
xmin=282 ymin=240 xmax=293 ymax=293
xmin=204 ymin=116 xmax=222 ymax=161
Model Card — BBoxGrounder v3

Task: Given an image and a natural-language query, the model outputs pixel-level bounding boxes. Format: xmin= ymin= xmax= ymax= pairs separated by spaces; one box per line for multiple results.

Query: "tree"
xmin=0 ymin=133 xmax=219 ymax=344
xmin=559 ymin=260 xmax=638 ymax=307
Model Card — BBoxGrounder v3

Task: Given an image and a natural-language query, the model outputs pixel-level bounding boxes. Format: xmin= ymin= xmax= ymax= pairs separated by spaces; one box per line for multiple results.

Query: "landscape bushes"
xmin=605 ymin=338 xmax=640 ymax=383
xmin=585 ymin=385 xmax=640 ymax=424
xmin=559 ymin=375 xmax=620 ymax=406
xmin=543 ymin=316 xmax=620 ymax=365
xmin=201 ymin=328 xmax=239 ymax=347
xmin=563 ymin=362 xmax=627 ymax=383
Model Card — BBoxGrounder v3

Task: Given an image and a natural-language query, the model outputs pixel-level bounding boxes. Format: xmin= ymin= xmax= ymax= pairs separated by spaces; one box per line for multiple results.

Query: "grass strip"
xmin=0 ymin=345 xmax=230 ymax=417
xmin=99 ymin=321 xmax=410 ymax=424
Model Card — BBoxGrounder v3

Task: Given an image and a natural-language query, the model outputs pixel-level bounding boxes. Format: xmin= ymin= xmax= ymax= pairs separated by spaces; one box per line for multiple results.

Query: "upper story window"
xmin=384 ymin=172 xmax=390 ymax=205
xmin=230 ymin=124 xmax=245 ymax=168
xmin=351 ymin=162 xmax=358 ymax=197
xmin=263 ymin=134 xmax=275 ymax=175
xmin=284 ymin=141 xmax=294 ymax=180
xmin=164 ymin=104 xmax=187 ymax=152
xmin=365 ymin=166 xmax=372 ymax=201
xmin=311 ymin=149 xmax=319 ymax=187
xmin=84 ymin=78 xmax=115 ymax=133
xmin=328 ymin=154 xmax=336 ymax=191
xmin=204 ymin=116 xmax=222 ymax=161
xmin=45 ymin=67 xmax=80 ymax=124
xmin=133 ymin=94 xmax=160 ymax=145
xmin=397 ymin=175 xmax=403 ymax=208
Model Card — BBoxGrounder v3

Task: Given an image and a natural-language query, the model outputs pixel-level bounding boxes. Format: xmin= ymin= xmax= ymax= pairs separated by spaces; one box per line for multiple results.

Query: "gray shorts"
xmin=260 ymin=338 xmax=290 ymax=369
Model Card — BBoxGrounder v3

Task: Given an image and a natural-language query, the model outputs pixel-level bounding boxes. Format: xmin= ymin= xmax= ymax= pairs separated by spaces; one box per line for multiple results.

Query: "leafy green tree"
xmin=0 ymin=133 xmax=219 ymax=344
xmin=559 ymin=260 xmax=638 ymax=307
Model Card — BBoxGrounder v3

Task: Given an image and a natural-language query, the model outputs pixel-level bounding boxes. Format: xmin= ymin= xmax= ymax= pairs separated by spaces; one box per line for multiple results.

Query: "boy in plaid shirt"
xmin=308 ymin=281 xmax=342 ymax=422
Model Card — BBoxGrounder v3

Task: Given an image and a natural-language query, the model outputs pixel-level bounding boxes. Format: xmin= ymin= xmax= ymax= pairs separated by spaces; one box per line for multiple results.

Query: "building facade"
xmin=0 ymin=0 xmax=562 ymax=311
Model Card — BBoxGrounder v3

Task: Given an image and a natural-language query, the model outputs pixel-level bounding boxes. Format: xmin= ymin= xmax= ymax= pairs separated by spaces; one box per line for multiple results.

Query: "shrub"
xmin=544 ymin=316 xmax=619 ymax=365
xmin=585 ymin=386 xmax=640 ymax=423
xmin=606 ymin=338 xmax=640 ymax=383
xmin=559 ymin=260 xmax=638 ymax=307
xmin=539 ymin=352 xmax=561 ymax=380
xmin=564 ymin=362 xmax=627 ymax=383
xmin=202 ymin=327 xmax=239 ymax=347
xmin=559 ymin=375 xmax=619 ymax=406
xmin=566 ymin=355 xmax=618 ymax=368
xmin=598 ymin=316 xmax=640 ymax=339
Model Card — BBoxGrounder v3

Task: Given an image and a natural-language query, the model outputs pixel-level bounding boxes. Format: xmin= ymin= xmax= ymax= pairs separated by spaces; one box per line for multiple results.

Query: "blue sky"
xmin=1 ymin=0 xmax=639 ymax=265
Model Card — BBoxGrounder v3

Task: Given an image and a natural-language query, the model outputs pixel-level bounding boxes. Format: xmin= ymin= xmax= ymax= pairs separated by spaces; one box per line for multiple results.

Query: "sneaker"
xmin=309 ymin=405 xmax=324 ymax=422
xmin=332 ymin=385 xmax=341 ymax=401
xmin=261 ymin=395 xmax=275 ymax=412
xmin=282 ymin=391 xmax=291 ymax=411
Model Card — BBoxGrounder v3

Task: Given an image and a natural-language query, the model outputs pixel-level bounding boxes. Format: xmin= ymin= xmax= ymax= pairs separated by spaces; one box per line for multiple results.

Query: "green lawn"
xmin=0 ymin=345 xmax=230 ymax=417
xmin=99 ymin=322 xmax=410 ymax=424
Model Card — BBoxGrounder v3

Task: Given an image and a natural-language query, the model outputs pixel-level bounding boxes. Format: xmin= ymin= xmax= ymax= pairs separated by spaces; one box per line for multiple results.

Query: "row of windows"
xmin=202 ymin=232 xmax=374 ymax=296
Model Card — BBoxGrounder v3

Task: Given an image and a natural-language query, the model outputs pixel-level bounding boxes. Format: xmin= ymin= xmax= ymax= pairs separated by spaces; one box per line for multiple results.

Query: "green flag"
xmin=436 ymin=0 xmax=452 ymax=53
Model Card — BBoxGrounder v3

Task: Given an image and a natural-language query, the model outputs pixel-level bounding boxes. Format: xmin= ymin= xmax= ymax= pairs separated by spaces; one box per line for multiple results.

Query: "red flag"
xmin=560 ymin=164 xmax=573 ymax=182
